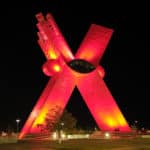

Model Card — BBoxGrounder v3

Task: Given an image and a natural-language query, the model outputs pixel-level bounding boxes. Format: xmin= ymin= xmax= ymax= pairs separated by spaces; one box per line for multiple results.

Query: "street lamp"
xmin=60 ymin=122 xmax=64 ymax=135
xmin=58 ymin=122 xmax=65 ymax=144
xmin=134 ymin=120 xmax=138 ymax=128
xmin=16 ymin=119 xmax=20 ymax=133
xmin=61 ymin=122 xmax=64 ymax=127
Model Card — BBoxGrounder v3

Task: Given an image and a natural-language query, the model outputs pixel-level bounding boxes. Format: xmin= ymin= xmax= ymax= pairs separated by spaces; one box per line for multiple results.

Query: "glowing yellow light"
xmin=61 ymin=133 xmax=66 ymax=139
xmin=105 ymin=117 xmax=117 ymax=127
xmin=116 ymin=113 xmax=127 ymax=126
xmin=32 ymin=108 xmax=48 ymax=127
xmin=104 ymin=132 xmax=111 ymax=139
xmin=52 ymin=132 xmax=57 ymax=139
xmin=47 ymin=49 xmax=59 ymax=59
xmin=53 ymin=64 xmax=61 ymax=72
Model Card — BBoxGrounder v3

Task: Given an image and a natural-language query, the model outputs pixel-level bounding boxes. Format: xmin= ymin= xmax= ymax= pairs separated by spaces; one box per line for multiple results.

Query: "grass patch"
xmin=0 ymin=138 xmax=150 ymax=150
xmin=0 ymin=136 xmax=17 ymax=144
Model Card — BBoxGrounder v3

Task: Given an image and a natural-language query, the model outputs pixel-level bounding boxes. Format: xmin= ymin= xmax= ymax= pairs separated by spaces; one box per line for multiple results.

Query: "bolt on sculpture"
xmin=19 ymin=12 xmax=131 ymax=139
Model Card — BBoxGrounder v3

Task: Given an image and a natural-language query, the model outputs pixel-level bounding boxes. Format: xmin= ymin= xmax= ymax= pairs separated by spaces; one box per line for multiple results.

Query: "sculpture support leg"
xmin=18 ymin=76 xmax=58 ymax=139
xmin=27 ymin=66 xmax=75 ymax=134
xmin=77 ymin=69 xmax=131 ymax=132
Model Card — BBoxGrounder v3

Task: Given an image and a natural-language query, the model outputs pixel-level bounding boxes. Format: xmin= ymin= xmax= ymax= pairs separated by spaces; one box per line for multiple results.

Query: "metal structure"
xmin=19 ymin=12 xmax=130 ymax=139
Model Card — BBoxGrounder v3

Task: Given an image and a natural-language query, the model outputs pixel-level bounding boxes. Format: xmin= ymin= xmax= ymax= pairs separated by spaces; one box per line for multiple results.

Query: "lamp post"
xmin=58 ymin=122 xmax=64 ymax=144
xmin=61 ymin=122 xmax=64 ymax=128
xmin=16 ymin=119 xmax=20 ymax=133
xmin=134 ymin=120 xmax=138 ymax=128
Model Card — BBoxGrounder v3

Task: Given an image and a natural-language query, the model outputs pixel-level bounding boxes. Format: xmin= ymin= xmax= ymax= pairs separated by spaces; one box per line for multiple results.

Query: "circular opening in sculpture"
xmin=68 ymin=59 xmax=95 ymax=73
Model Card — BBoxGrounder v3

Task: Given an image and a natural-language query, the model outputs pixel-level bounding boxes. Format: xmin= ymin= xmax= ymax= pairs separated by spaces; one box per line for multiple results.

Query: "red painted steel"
xmin=19 ymin=13 xmax=130 ymax=140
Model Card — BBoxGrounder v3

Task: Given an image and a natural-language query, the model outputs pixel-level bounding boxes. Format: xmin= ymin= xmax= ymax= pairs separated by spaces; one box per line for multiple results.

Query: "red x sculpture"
xmin=19 ymin=13 xmax=131 ymax=139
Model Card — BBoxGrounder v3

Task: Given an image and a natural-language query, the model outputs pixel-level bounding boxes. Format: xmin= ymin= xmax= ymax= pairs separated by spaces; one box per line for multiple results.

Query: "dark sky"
xmin=0 ymin=1 xmax=150 ymax=131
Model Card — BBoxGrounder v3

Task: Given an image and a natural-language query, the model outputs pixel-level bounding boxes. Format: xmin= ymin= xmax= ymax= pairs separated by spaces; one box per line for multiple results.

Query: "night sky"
xmin=0 ymin=1 xmax=150 ymax=131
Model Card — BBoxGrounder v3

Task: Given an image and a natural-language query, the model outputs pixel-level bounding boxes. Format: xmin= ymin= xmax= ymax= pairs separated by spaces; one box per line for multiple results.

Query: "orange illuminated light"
xmin=116 ymin=113 xmax=127 ymax=126
xmin=79 ymin=49 xmax=94 ymax=62
xmin=61 ymin=48 xmax=74 ymax=61
xmin=105 ymin=117 xmax=118 ymax=127
xmin=53 ymin=64 xmax=61 ymax=72
xmin=32 ymin=107 xmax=48 ymax=127
xmin=47 ymin=48 xmax=59 ymax=59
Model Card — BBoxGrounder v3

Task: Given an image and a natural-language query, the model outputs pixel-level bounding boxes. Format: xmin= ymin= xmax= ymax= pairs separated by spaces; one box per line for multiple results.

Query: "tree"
xmin=55 ymin=110 xmax=77 ymax=133
xmin=37 ymin=105 xmax=77 ymax=134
